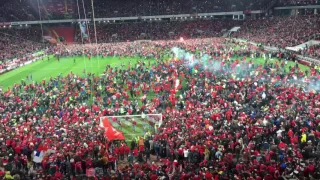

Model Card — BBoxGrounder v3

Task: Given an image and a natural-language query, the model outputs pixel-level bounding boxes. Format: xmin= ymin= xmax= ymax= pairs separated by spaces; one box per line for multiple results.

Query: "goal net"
xmin=100 ymin=114 xmax=162 ymax=141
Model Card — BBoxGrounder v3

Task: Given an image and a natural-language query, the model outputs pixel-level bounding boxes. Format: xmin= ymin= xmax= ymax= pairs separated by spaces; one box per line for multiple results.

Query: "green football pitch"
xmin=0 ymin=55 xmax=156 ymax=90
xmin=0 ymin=55 xmax=310 ymax=90
xmin=0 ymin=54 xmax=310 ymax=142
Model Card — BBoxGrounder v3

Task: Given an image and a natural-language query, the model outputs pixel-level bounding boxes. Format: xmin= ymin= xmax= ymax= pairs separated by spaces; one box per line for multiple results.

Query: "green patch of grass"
xmin=0 ymin=55 xmax=155 ymax=90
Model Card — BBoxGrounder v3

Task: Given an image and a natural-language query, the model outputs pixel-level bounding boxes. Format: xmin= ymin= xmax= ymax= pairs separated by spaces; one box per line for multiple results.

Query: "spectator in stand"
xmin=234 ymin=15 xmax=320 ymax=48
xmin=301 ymin=43 xmax=320 ymax=58
xmin=278 ymin=0 xmax=319 ymax=6
xmin=0 ymin=27 xmax=46 ymax=70
xmin=75 ymin=20 xmax=241 ymax=44
xmin=0 ymin=0 xmax=273 ymax=21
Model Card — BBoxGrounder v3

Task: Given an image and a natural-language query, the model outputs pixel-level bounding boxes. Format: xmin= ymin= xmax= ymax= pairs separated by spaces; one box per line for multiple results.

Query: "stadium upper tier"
xmin=0 ymin=0 xmax=273 ymax=22
xmin=277 ymin=0 xmax=320 ymax=6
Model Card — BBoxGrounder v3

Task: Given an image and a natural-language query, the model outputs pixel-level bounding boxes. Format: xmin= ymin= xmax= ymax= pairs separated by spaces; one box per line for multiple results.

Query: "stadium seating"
xmin=234 ymin=15 xmax=320 ymax=48
xmin=0 ymin=27 xmax=45 ymax=62
xmin=76 ymin=20 xmax=241 ymax=43
xmin=278 ymin=0 xmax=320 ymax=6
xmin=0 ymin=0 xmax=275 ymax=22
xmin=302 ymin=43 xmax=320 ymax=58
xmin=50 ymin=27 xmax=75 ymax=44
xmin=0 ymin=0 xmax=38 ymax=22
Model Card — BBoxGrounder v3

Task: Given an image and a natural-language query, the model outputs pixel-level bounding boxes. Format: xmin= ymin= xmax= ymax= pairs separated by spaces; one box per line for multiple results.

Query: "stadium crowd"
xmin=76 ymin=20 xmax=241 ymax=43
xmin=0 ymin=28 xmax=46 ymax=70
xmin=0 ymin=0 xmax=37 ymax=22
xmin=278 ymin=0 xmax=319 ymax=6
xmin=301 ymin=43 xmax=320 ymax=59
xmin=0 ymin=0 xmax=273 ymax=22
xmin=0 ymin=38 xmax=320 ymax=180
xmin=234 ymin=15 xmax=320 ymax=48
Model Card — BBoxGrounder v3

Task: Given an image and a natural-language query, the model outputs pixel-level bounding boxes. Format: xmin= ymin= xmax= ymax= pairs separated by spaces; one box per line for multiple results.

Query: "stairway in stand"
xmin=49 ymin=27 xmax=75 ymax=44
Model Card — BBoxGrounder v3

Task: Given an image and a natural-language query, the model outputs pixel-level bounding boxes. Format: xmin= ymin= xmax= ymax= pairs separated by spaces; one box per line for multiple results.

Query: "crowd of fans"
xmin=0 ymin=0 xmax=275 ymax=22
xmin=234 ymin=15 xmax=320 ymax=48
xmin=83 ymin=0 xmax=269 ymax=18
xmin=0 ymin=27 xmax=46 ymax=69
xmin=301 ymin=43 xmax=320 ymax=58
xmin=76 ymin=20 xmax=241 ymax=44
xmin=0 ymin=0 xmax=38 ymax=22
xmin=0 ymin=0 xmax=319 ymax=22
xmin=278 ymin=0 xmax=319 ymax=6
xmin=0 ymin=38 xmax=320 ymax=179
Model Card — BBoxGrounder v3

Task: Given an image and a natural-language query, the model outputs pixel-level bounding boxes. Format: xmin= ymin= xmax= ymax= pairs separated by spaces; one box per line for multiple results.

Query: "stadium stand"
xmin=234 ymin=15 xmax=320 ymax=48
xmin=0 ymin=0 xmax=274 ymax=21
xmin=50 ymin=27 xmax=76 ymax=44
xmin=278 ymin=0 xmax=320 ymax=6
xmin=0 ymin=27 xmax=45 ymax=61
xmin=302 ymin=42 xmax=320 ymax=58
xmin=75 ymin=20 xmax=241 ymax=43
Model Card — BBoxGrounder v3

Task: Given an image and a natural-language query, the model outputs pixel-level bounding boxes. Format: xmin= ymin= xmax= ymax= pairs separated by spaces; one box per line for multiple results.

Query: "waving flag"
xmin=100 ymin=117 xmax=125 ymax=141
xmin=79 ymin=22 xmax=88 ymax=39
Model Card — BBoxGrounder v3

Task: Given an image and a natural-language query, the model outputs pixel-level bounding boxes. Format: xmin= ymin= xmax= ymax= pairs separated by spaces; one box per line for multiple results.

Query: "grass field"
xmin=0 ymin=55 xmax=310 ymax=90
xmin=0 ymin=54 xmax=311 ymax=142
xmin=0 ymin=55 xmax=156 ymax=90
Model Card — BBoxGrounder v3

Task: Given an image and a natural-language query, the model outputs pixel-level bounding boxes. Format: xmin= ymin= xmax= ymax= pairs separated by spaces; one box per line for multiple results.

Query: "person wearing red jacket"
xmin=119 ymin=145 xmax=125 ymax=160
xmin=204 ymin=170 xmax=213 ymax=180
xmin=125 ymin=145 xmax=130 ymax=159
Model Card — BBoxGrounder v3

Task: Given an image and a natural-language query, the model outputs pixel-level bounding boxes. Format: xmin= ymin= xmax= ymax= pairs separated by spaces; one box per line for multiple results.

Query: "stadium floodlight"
xmin=3 ymin=26 xmax=5 ymax=28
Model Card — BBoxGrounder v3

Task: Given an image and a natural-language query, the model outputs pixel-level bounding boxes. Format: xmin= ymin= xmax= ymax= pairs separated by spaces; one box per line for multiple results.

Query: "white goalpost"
xmin=100 ymin=114 xmax=163 ymax=140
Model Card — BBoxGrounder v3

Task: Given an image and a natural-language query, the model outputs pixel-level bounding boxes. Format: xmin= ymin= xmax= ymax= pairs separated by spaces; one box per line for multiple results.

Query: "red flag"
xmin=100 ymin=118 xmax=125 ymax=141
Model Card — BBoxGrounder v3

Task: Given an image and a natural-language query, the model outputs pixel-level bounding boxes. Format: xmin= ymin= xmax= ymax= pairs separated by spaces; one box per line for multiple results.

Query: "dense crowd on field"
xmin=0 ymin=38 xmax=320 ymax=179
